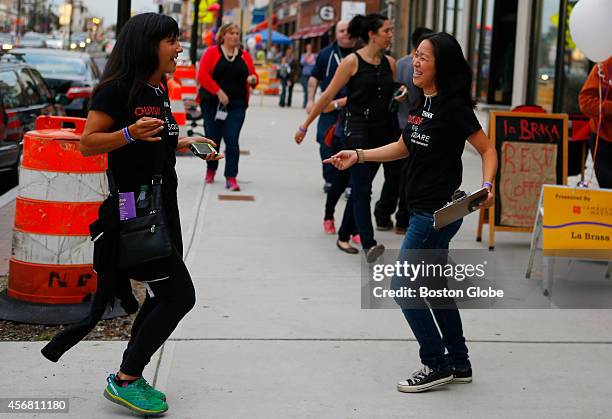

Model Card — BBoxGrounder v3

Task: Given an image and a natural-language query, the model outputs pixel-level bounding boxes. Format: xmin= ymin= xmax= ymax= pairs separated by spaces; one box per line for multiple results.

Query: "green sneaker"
xmin=134 ymin=377 xmax=166 ymax=401
xmin=103 ymin=374 xmax=168 ymax=415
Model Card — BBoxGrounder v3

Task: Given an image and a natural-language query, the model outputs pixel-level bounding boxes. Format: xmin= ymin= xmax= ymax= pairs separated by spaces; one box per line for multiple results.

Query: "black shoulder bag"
xmin=115 ymin=143 xmax=173 ymax=270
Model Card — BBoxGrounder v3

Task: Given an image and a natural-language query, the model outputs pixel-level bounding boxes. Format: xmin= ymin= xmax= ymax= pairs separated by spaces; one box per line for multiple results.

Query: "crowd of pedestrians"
xmin=37 ymin=10 xmax=506 ymax=416
xmin=296 ymin=14 xmax=498 ymax=393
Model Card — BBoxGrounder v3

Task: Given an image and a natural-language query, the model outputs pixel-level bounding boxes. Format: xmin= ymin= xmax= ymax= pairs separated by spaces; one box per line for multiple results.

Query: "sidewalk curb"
xmin=0 ymin=186 xmax=18 ymax=209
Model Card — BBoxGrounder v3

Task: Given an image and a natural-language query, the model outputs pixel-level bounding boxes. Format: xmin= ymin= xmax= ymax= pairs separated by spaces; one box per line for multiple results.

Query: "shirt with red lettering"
xmin=90 ymin=79 xmax=183 ymax=247
xmin=401 ymin=95 xmax=481 ymax=212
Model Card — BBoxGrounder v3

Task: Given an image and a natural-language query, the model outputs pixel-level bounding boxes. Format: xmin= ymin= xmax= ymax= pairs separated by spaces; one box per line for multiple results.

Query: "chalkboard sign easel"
xmin=476 ymin=111 xmax=568 ymax=250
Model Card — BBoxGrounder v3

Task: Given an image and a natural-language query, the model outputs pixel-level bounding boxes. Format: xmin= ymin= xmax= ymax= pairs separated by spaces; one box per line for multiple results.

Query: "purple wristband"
xmin=298 ymin=125 xmax=307 ymax=134
xmin=122 ymin=126 xmax=135 ymax=144
xmin=483 ymin=181 xmax=493 ymax=190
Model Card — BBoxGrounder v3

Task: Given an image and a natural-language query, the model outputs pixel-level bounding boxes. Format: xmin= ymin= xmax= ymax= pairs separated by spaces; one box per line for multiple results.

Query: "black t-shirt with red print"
xmin=90 ymin=79 xmax=182 ymax=246
xmin=401 ymin=95 xmax=481 ymax=212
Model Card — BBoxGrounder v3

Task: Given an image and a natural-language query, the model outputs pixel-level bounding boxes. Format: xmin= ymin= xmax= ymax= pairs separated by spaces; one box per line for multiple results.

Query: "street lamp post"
xmin=190 ymin=0 xmax=200 ymax=65
xmin=116 ymin=0 xmax=131 ymax=37
xmin=15 ymin=0 xmax=22 ymax=37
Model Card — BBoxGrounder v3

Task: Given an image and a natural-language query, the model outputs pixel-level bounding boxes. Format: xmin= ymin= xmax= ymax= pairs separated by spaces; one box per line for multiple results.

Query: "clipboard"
xmin=433 ymin=188 xmax=489 ymax=230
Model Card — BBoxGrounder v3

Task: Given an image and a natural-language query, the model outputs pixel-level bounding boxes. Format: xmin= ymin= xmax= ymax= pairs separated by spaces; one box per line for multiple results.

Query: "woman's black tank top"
xmin=346 ymin=52 xmax=394 ymax=121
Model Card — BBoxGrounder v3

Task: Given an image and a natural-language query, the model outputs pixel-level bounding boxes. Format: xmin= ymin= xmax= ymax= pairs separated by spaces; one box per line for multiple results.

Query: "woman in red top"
xmin=197 ymin=23 xmax=258 ymax=191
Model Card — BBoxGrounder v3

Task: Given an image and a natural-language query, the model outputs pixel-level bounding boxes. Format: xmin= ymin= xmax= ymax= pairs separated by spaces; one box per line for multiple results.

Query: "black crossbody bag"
xmin=114 ymin=143 xmax=173 ymax=269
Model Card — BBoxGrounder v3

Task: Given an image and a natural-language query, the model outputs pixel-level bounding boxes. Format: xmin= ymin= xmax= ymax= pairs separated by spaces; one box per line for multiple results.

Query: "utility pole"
xmin=267 ymin=0 xmax=273 ymax=55
xmin=393 ymin=0 xmax=410 ymax=57
xmin=116 ymin=0 xmax=131 ymax=37
xmin=216 ymin=0 xmax=224 ymax=28
xmin=190 ymin=0 xmax=200 ymax=65
xmin=68 ymin=0 xmax=74 ymax=47
xmin=15 ymin=0 xmax=22 ymax=37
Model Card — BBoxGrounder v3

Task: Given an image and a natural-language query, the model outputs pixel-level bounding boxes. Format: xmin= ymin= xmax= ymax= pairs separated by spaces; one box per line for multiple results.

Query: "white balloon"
xmin=569 ymin=0 xmax=612 ymax=62
xmin=246 ymin=37 xmax=256 ymax=49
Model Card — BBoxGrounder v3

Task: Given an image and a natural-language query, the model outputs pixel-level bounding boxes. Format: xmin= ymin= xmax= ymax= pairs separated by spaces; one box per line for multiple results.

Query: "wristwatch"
xmin=356 ymin=148 xmax=365 ymax=164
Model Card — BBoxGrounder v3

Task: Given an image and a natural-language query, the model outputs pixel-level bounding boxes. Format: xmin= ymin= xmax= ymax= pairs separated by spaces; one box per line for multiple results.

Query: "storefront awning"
xmin=290 ymin=23 xmax=334 ymax=40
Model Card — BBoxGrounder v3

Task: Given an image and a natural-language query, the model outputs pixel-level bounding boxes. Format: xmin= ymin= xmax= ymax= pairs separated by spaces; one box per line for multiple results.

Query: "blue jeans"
xmin=316 ymin=112 xmax=338 ymax=184
xmin=300 ymin=75 xmax=310 ymax=108
xmin=201 ymin=104 xmax=246 ymax=178
xmin=397 ymin=211 xmax=470 ymax=371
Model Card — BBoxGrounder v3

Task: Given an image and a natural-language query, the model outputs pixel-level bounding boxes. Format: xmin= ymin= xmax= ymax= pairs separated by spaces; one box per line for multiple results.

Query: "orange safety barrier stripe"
xmin=8 ymin=259 xmax=96 ymax=304
xmin=22 ymin=135 xmax=107 ymax=173
xmin=173 ymin=113 xmax=187 ymax=126
xmin=14 ymin=197 xmax=101 ymax=236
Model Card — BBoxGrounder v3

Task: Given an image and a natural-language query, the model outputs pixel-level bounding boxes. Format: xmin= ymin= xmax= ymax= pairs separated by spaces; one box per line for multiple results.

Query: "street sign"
xmin=341 ymin=1 xmax=366 ymax=21
xmin=319 ymin=5 xmax=335 ymax=22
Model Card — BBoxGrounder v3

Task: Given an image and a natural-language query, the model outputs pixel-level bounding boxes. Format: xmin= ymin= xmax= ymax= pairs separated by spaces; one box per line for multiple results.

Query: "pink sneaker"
xmin=205 ymin=169 xmax=215 ymax=184
xmin=351 ymin=234 xmax=361 ymax=245
xmin=225 ymin=177 xmax=241 ymax=192
xmin=323 ymin=219 xmax=336 ymax=234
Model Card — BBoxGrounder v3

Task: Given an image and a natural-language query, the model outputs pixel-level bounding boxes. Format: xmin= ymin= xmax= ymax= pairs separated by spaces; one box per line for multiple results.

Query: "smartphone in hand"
xmin=190 ymin=142 xmax=217 ymax=158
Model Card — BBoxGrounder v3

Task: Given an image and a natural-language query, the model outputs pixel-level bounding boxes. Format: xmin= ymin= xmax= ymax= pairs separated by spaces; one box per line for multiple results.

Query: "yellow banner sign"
xmin=542 ymin=185 xmax=612 ymax=259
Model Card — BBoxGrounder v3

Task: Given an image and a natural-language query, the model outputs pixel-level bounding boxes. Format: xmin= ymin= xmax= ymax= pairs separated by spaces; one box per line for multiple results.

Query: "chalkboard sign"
xmin=478 ymin=111 xmax=568 ymax=249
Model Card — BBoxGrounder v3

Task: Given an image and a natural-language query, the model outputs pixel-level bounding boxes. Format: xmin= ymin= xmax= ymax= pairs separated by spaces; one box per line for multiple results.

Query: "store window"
xmin=434 ymin=0 xmax=463 ymax=37
xmin=529 ymin=0 xmax=560 ymax=111
xmin=469 ymin=0 xmax=517 ymax=104
xmin=558 ymin=1 xmax=591 ymax=113
xmin=471 ymin=0 xmax=495 ymax=102
xmin=528 ymin=0 xmax=590 ymax=113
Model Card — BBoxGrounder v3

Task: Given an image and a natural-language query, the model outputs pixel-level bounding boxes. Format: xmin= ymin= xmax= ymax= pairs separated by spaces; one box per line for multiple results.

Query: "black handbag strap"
xmin=107 ymin=142 xmax=165 ymax=194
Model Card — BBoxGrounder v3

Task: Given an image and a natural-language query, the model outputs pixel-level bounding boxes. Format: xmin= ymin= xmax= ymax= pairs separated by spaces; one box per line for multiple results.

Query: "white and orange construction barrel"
xmin=168 ymin=77 xmax=187 ymax=137
xmin=173 ymin=64 xmax=198 ymax=101
xmin=7 ymin=116 xmax=108 ymax=305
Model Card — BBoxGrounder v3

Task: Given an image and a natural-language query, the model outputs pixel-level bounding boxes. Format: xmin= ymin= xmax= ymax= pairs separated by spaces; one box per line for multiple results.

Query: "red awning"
xmin=290 ymin=23 xmax=334 ymax=40
xmin=303 ymin=23 xmax=334 ymax=39
xmin=290 ymin=28 xmax=308 ymax=40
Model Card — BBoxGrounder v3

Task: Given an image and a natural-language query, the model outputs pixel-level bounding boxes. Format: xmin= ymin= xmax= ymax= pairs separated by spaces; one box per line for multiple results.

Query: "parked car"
xmin=0 ymin=33 xmax=14 ymax=51
xmin=10 ymin=48 xmax=100 ymax=117
xmin=0 ymin=59 xmax=62 ymax=184
xmin=45 ymin=35 xmax=63 ymax=49
xmin=70 ymin=33 xmax=90 ymax=51
xmin=18 ymin=32 xmax=46 ymax=48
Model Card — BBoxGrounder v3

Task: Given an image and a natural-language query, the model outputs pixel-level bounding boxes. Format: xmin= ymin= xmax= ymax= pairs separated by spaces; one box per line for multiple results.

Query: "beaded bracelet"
xmin=122 ymin=126 xmax=135 ymax=144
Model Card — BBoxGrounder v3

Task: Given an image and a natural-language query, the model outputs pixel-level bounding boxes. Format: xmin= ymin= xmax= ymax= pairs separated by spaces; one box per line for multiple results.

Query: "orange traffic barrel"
xmin=168 ymin=77 xmax=187 ymax=137
xmin=7 ymin=116 xmax=108 ymax=304
xmin=173 ymin=64 xmax=198 ymax=101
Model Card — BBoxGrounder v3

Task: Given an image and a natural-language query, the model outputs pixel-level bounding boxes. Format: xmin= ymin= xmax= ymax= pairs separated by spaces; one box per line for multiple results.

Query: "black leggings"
xmin=120 ymin=249 xmax=196 ymax=377
xmin=590 ymin=136 xmax=612 ymax=188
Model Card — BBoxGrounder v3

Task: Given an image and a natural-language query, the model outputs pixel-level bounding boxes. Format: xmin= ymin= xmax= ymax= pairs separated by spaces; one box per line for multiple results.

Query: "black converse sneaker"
xmin=451 ymin=366 xmax=472 ymax=383
xmin=397 ymin=365 xmax=454 ymax=393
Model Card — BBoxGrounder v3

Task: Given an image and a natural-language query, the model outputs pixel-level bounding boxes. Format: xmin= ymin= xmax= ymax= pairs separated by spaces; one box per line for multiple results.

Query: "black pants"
xmin=338 ymin=112 xmax=396 ymax=249
xmin=374 ymin=159 xmax=409 ymax=228
xmin=279 ymin=78 xmax=294 ymax=107
xmin=120 ymin=249 xmax=196 ymax=377
xmin=337 ymin=162 xmax=379 ymax=249
xmin=590 ymin=135 xmax=612 ymax=188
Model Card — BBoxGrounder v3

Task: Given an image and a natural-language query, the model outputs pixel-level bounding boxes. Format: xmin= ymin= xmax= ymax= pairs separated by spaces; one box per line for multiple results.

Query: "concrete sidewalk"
xmin=1 ymin=92 xmax=611 ymax=418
